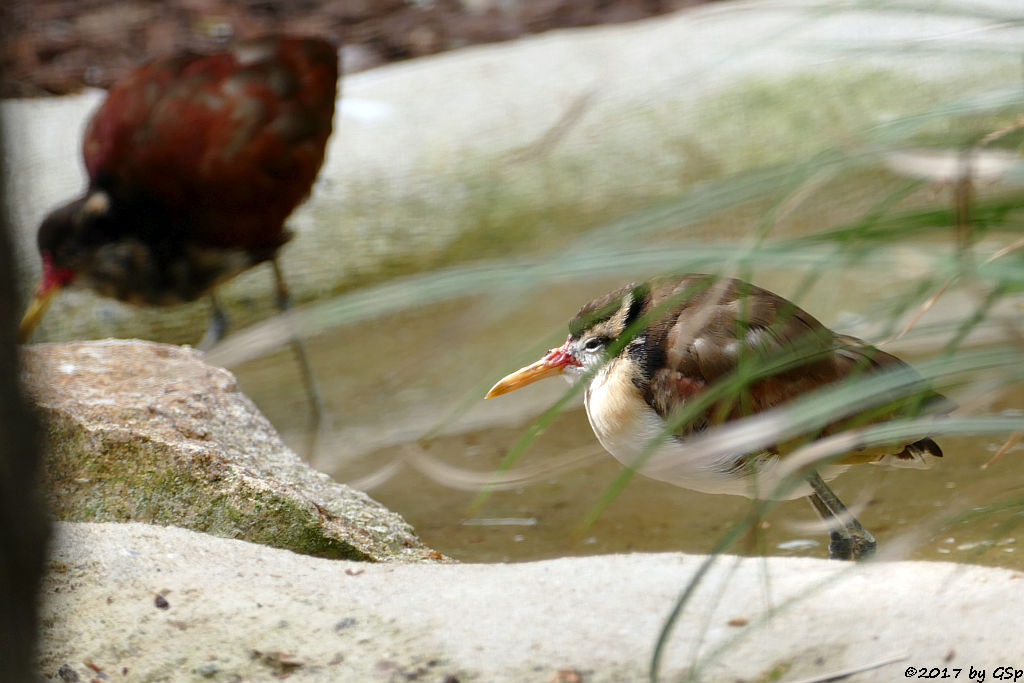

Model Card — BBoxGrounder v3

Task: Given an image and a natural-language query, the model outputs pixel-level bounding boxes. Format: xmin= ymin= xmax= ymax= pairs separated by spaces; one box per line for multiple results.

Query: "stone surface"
xmin=39 ymin=521 xmax=1024 ymax=682
xmin=21 ymin=339 xmax=441 ymax=562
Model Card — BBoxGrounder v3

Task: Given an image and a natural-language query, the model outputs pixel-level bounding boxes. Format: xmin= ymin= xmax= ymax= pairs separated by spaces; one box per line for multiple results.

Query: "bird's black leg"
xmin=806 ymin=471 xmax=876 ymax=561
xmin=198 ymin=292 xmax=229 ymax=351
xmin=807 ymin=491 xmax=854 ymax=560
xmin=271 ymin=258 xmax=325 ymax=450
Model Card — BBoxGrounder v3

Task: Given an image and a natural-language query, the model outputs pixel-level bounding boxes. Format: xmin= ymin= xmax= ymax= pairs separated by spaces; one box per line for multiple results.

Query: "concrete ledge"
xmin=39 ymin=521 xmax=1024 ymax=682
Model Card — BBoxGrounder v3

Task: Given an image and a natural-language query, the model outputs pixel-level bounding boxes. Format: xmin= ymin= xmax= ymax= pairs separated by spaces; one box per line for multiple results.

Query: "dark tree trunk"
xmin=0 ymin=47 xmax=50 ymax=681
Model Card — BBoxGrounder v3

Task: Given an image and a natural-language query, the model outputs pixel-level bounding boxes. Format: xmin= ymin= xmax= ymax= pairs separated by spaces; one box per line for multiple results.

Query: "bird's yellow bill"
xmin=485 ymin=358 xmax=565 ymax=399
xmin=17 ymin=286 xmax=58 ymax=343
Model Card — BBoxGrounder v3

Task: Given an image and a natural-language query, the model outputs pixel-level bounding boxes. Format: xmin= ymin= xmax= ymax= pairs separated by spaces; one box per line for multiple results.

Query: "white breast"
xmin=583 ymin=362 xmax=846 ymax=500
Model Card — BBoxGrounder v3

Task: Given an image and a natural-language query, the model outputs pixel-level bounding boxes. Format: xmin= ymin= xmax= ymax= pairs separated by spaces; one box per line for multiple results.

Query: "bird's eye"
xmin=583 ymin=337 xmax=605 ymax=353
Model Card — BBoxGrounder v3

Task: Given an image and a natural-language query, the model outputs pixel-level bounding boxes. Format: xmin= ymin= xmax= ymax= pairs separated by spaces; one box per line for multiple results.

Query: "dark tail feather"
xmin=908 ymin=436 xmax=943 ymax=459
xmin=877 ymin=436 xmax=943 ymax=470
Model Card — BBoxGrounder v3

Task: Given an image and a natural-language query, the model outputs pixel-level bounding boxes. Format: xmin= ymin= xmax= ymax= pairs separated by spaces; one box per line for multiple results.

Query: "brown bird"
xmin=18 ymin=35 xmax=339 ymax=426
xmin=486 ymin=275 xmax=951 ymax=560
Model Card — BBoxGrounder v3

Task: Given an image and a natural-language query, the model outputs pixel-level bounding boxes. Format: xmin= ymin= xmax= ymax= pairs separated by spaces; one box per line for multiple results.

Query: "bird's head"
xmin=485 ymin=282 xmax=650 ymax=398
xmin=19 ymin=191 xmax=113 ymax=342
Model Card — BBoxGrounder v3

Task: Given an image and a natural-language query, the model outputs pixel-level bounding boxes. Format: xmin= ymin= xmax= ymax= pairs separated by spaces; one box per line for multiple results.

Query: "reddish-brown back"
xmin=83 ymin=36 xmax=338 ymax=251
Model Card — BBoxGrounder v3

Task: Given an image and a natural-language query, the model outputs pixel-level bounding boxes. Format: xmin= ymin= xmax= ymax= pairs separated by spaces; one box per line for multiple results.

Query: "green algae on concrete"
xmin=22 ymin=339 xmax=444 ymax=562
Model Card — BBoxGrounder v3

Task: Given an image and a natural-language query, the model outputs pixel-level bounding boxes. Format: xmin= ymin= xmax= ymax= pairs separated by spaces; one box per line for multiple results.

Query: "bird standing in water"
xmin=18 ymin=35 xmax=339 ymax=428
xmin=486 ymin=275 xmax=951 ymax=560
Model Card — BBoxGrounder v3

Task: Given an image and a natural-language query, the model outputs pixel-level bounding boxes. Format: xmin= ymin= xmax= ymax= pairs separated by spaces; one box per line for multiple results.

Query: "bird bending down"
xmin=18 ymin=35 xmax=339 ymax=433
xmin=486 ymin=275 xmax=951 ymax=560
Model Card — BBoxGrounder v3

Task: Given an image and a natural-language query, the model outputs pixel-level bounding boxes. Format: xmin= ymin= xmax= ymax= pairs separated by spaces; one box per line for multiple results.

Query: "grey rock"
xmin=22 ymin=339 xmax=444 ymax=562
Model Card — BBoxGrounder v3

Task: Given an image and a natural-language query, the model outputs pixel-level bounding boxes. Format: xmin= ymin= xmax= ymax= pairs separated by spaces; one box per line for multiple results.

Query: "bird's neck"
xmin=584 ymin=356 xmax=654 ymax=460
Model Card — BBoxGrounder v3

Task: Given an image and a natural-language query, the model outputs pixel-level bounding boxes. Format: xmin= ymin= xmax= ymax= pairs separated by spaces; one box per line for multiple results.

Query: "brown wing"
xmin=83 ymin=36 xmax=338 ymax=250
xmin=642 ymin=276 xmax=841 ymax=425
xmin=641 ymin=276 xmax=949 ymax=459
xmin=828 ymin=334 xmax=951 ymax=463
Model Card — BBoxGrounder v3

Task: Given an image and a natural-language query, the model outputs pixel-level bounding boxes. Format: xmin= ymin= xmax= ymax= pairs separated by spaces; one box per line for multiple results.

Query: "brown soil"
xmin=2 ymin=0 xmax=713 ymax=98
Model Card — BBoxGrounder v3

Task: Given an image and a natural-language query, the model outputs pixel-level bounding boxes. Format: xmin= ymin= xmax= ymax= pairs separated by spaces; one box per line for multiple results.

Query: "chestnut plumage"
xmin=487 ymin=274 xmax=952 ymax=560
xmin=20 ymin=35 xmax=339 ymax=338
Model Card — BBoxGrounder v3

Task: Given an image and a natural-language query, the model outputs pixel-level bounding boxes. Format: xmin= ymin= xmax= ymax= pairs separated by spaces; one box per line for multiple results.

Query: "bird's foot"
xmin=828 ymin=529 xmax=876 ymax=561
xmin=828 ymin=530 xmax=854 ymax=561
xmin=850 ymin=531 xmax=876 ymax=561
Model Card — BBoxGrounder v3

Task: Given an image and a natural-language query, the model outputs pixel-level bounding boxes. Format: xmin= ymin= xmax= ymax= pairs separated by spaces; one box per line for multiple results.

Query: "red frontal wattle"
xmin=38 ymin=252 xmax=76 ymax=294
xmin=544 ymin=337 xmax=582 ymax=368
xmin=82 ymin=36 xmax=338 ymax=252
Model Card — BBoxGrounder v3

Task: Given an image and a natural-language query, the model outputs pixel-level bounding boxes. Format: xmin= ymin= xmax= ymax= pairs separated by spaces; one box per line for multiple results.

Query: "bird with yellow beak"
xmin=486 ymin=275 xmax=952 ymax=560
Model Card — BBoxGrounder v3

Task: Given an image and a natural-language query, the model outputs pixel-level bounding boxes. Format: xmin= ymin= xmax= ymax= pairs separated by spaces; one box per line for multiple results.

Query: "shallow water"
xmin=233 ymin=277 xmax=1024 ymax=570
